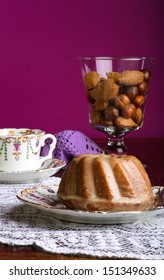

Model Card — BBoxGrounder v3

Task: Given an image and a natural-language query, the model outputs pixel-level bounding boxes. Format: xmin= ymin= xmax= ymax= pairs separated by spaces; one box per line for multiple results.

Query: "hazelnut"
xmin=114 ymin=94 xmax=130 ymax=109
xmin=134 ymin=95 xmax=145 ymax=107
xmin=90 ymin=108 xmax=101 ymax=125
xmin=121 ymin=103 xmax=136 ymax=119
xmin=142 ymin=69 xmax=151 ymax=82
xmin=123 ymin=86 xmax=138 ymax=101
xmin=138 ymin=80 xmax=148 ymax=95
xmin=104 ymin=105 xmax=119 ymax=121
xmin=101 ymin=120 xmax=113 ymax=126
xmin=133 ymin=108 xmax=143 ymax=124
xmin=94 ymin=101 xmax=109 ymax=111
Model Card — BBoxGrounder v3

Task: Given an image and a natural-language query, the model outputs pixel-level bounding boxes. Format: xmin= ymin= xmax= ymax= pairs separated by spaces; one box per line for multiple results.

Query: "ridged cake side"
xmin=57 ymin=154 xmax=154 ymax=212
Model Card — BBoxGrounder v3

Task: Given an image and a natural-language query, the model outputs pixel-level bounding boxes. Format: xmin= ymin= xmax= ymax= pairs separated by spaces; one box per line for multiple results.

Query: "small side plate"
xmin=17 ymin=185 xmax=164 ymax=224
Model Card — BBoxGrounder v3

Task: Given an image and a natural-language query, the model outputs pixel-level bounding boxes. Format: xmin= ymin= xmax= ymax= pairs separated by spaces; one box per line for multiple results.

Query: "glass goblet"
xmin=80 ymin=57 xmax=155 ymax=154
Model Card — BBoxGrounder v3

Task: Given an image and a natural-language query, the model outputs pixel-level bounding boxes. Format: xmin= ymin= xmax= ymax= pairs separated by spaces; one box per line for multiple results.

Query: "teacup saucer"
xmin=0 ymin=158 xmax=65 ymax=184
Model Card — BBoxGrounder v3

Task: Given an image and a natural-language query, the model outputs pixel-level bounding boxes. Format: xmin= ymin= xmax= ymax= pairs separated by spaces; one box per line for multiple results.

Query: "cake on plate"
xmin=57 ymin=154 xmax=154 ymax=212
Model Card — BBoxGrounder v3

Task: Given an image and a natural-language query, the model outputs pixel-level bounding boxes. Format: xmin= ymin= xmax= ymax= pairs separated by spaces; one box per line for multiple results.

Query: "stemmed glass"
xmin=80 ymin=57 xmax=155 ymax=154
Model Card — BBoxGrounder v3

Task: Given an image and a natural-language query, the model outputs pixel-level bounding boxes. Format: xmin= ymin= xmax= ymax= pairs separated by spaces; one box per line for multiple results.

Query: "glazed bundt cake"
xmin=57 ymin=154 xmax=155 ymax=212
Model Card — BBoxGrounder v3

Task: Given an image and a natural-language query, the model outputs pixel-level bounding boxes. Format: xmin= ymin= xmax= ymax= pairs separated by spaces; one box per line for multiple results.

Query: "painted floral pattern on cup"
xmin=0 ymin=137 xmax=40 ymax=161
xmin=0 ymin=128 xmax=56 ymax=172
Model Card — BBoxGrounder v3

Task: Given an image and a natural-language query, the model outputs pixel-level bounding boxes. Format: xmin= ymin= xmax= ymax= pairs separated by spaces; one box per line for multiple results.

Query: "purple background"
xmin=0 ymin=0 xmax=163 ymax=139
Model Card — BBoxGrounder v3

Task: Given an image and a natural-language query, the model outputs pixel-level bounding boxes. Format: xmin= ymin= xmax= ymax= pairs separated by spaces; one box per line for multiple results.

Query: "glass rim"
xmin=80 ymin=56 xmax=156 ymax=61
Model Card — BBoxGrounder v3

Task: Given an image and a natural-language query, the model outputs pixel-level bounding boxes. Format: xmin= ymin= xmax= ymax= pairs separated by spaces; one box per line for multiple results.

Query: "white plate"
xmin=17 ymin=185 xmax=164 ymax=224
xmin=0 ymin=159 xmax=65 ymax=183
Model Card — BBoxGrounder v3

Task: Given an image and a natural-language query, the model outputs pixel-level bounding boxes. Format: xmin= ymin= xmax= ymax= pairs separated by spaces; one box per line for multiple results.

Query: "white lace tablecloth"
xmin=0 ymin=177 xmax=163 ymax=260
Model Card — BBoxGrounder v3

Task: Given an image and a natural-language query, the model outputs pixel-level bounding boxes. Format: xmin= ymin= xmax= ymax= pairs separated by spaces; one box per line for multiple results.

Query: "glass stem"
xmin=105 ymin=136 xmax=127 ymax=155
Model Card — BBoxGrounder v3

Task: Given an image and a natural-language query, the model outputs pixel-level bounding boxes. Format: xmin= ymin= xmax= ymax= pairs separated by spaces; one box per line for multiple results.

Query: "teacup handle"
xmin=39 ymin=134 xmax=57 ymax=167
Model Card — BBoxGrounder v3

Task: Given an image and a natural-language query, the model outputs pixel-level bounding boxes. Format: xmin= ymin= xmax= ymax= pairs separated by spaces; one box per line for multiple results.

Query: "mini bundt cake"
xmin=57 ymin=154 xmax=155 ymax=212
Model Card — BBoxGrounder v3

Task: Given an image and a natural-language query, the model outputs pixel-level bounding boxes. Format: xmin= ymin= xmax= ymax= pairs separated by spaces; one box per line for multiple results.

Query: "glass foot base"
xmin=105 ymin=138 xmax=127 ymax=155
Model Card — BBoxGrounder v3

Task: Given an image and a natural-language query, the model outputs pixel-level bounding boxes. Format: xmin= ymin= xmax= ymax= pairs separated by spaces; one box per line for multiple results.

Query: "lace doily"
xmin=0 ymin=177 xmax=163 ymax=259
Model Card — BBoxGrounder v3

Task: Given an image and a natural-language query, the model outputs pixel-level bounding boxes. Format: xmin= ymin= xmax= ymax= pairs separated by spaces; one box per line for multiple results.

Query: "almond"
xmin=84 ymin=71 xmax=100 ymax=89
xmin=115 ymin=116 xmax=138 ymax=127
xmin=87 ymin=83 xmax=100 ymax=102
xmin=99 ymin=79 xmax=119 ymax=102
xmin=106 ymin=71 xmax=120 ymax=82
xmin=118 ymin=70 xmax=144 ymax=86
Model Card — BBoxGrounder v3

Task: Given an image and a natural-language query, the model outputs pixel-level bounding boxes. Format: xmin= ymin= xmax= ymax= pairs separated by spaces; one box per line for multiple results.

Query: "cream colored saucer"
xmin=0 ymin=159 xmax=65 ymax=184
xmin=17 ymin=185 xmax=164 ymax=224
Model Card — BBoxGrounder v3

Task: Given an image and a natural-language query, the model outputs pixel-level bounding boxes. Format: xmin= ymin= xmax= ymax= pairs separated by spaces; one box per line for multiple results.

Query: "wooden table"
xmin=0 ymin=138 xmax=163 ymax=260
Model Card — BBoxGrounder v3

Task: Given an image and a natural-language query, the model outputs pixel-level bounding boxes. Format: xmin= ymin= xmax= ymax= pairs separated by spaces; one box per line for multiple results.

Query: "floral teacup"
xmin=0 ymin=128 xmax=56 ymax=172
